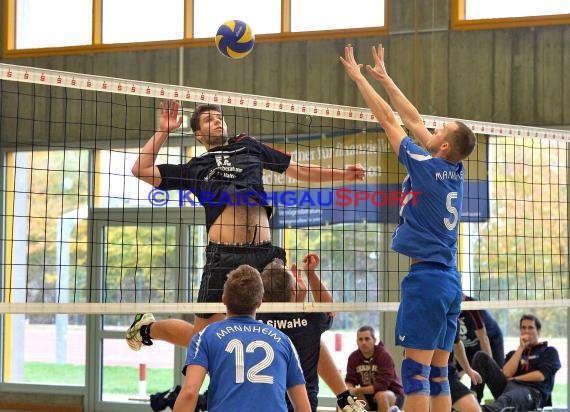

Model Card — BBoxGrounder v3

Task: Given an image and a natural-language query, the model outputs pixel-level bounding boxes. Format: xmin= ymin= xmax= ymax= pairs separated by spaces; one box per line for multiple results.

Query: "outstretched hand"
xmin=303 ymin=252 xmax=320 ymax=272
xmin=466 ymin=368 xmax=483 ymax=385
xmin=365 ymin=44 xmax=390 ymax=83
xmin=340 ymin=44 xmax=365 ymax=82
xmin=519 ymin=334 xmax=532 ymax=349
xmin=159 ymin=100 xmax=183 ymax=133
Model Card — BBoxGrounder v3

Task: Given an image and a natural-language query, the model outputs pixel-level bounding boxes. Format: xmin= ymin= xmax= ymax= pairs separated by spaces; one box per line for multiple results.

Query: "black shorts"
xmin=196 ymin=241 xmax=286 ymax=318
xmin=364 ymin=393 xmax=404 ymax=410
xmin=462 ymin=338 xmax=505 ymax=371
xmin=450 ymin=375 xmax=473 ymax=404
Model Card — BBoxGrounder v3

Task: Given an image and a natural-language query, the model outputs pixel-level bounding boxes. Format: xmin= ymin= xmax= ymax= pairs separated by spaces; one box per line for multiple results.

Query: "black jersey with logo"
xmin=458 ymin=296 xmax=502 ymax=350
xmin=257 ymin=312 xmax=332 ymax=394
xmin=157 ymin=135 xmax=291 ymax=230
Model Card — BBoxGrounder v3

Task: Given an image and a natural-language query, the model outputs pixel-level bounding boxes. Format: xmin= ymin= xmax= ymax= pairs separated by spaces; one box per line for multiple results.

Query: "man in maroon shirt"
xmin=345 ymin=326 xmax=404 ymax=412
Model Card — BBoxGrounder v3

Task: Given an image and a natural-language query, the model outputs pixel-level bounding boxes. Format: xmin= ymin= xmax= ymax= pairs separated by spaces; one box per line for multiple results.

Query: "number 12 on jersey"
xmin=225 ymin=338 xmax=275 ymax=384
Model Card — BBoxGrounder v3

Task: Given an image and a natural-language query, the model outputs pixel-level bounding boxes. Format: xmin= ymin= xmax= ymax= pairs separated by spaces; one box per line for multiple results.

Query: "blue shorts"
xmin=395 ymin=262 xmax=462 ymax=352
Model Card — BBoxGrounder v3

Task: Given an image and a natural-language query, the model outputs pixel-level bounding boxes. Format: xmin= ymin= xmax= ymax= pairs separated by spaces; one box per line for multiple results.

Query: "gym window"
xmin=2 ymin=0 xmax=387 ymax=58
xmin=452 ymin=0 xmax=570 ymax=30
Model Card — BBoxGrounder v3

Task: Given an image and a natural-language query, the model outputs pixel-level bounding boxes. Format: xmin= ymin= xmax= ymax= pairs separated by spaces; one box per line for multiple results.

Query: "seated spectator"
xmin=459 ymin=294 xmax=505 ymax=401
xmin=472 ymin=314 xmax=561 ymax=412
xmin=345 ymin=326 xmax=404 ymax=412
xmin=450 ymin=321 xmax=482 ymax=412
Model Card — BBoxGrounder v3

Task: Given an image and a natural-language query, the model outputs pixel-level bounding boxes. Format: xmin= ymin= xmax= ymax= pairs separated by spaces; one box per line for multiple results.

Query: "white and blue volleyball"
xmin=215 ymin=20 xmax=255 ymax=59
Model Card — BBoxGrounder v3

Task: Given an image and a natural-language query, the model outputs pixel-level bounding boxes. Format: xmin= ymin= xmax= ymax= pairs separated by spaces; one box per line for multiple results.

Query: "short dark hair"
xmin=520 ymin=313 xmax=541 ymax=331
xmin=448 ymin=121 xmax=476 ymax=162
xmin=190 ymin=104 xmax=222 ymax=132
xmin=357 ymin=325 xmax=376 ymax=340
xmin=223 ymin=265 xmax=263 ymax=315
xmin=260 ymin=259 xmax=293 ymax=303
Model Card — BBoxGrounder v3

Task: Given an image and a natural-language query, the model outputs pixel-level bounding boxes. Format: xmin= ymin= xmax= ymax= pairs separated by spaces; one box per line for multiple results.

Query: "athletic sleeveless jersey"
xmin=157 ymin=135 xmax=291 ymax=231
xmin=183 ymin=316 xmax=305 ymax=412
xmin=391 ymin=136 xmax=464 ymax=267
xmin=257 ymin=312 xmax=332 ymax=396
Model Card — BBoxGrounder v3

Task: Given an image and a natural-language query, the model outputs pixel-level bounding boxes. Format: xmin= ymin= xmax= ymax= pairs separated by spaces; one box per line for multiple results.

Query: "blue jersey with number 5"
xmin=184 ymin=316 xmax=305 ymax=412
xmin=391 ymin=136 xmax=464 ymax=267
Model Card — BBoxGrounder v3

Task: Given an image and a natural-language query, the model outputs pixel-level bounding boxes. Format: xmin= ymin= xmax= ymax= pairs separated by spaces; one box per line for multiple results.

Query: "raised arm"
xmin=131 ymin=100 xmax=183 ymax=187
xmin=340 ymin=44 xmax=406 ymax=155
xmin=302 ymin=253 xmax=332 ymax=304
xmin=502 ymin=335 xmax=529 ymax=379
xmin=364 ymin=44 xmax=433 ymax=147
xmin=290 ymin=263 xmax=308 ymax=303
xmin=285 ymin=160 xmax=365 ymax=183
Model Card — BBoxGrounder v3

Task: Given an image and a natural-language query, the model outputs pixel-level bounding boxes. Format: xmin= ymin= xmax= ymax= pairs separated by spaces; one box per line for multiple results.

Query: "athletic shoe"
xmin=150 ymin=385 xmax=180 ymax=412
xmin=126 ymin=313 xmax=155 ymax=351
xmin=338 ymin=398 xmax=367 ymax=412
xmin=388 ymin=406 xmax=402 ymax=412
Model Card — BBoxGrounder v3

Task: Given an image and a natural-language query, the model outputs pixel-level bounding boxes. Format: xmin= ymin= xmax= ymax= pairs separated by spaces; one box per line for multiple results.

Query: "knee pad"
xmin=429 ymin=366 xmax=450 ymax=396
xmin=401 ymin=358 xmax=430 ymax=395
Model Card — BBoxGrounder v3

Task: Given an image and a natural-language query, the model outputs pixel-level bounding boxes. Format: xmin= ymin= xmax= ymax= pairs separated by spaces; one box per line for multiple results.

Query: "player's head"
xmin=222 ymin=265 xmax=264 ymax=316
xmin=430 ymin=121 xmax=476 ymax=163
xmin=356 ymin=325 xmax=376 ymax=357
xmin=260 ymin=259 xmax=295 ymax=303
xmin=190 ymin=104 xmax=228 ymax=148
xmin=520 ymin=313 xmax=541 ymax=343
xmin=448 ymin=121 xmax=477 ymax=162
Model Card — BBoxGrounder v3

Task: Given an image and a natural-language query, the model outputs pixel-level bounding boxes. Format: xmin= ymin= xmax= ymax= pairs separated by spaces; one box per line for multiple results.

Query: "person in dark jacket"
xmin=345 ymin=326 xmax=404 ymax=412
xmin=458 ymin=294 xmax=505 ymax=401
xmin=472 ymin=314 xmax=561 ymax=412
xmin=449 ymin=321 xmax=483 ymax=412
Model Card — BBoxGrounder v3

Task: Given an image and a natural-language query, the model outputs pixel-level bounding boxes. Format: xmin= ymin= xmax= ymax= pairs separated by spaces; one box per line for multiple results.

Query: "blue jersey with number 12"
xmin=184 ymin=316 xmax=305 ymax=412
xmin=391 ymin=136 xmax=464 ymax=267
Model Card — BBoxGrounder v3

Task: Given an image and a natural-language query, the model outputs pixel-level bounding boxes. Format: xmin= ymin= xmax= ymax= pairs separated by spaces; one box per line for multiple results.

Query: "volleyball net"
xmin=0 ymin=63 xmax=568 ymax=315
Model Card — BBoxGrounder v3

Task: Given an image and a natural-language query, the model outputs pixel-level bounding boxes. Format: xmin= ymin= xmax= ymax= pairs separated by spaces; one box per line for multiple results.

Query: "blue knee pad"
xmin=429 ymin=366 xmax=450 ymax=396
xmin=401 ymin=358 xmax=430 ymax=395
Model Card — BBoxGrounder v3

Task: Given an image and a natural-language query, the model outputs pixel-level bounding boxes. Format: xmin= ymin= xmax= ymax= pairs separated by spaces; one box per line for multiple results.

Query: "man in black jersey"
xmin=259 ymin=254 xmax=366 ymax=412
xmin=127 ymin=100 xmax=364 ymax=344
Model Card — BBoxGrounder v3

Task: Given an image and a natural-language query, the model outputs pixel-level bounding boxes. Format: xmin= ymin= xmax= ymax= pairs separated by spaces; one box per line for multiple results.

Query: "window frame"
xmin=451 ymin=0 xmax=570 ymax=31
xmin=2 ymin=0 xmax=389 ymax=58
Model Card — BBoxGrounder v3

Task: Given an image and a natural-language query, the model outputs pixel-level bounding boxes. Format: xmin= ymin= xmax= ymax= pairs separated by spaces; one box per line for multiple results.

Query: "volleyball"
xmin=215 ymin=20 xmax=255 ymax=59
